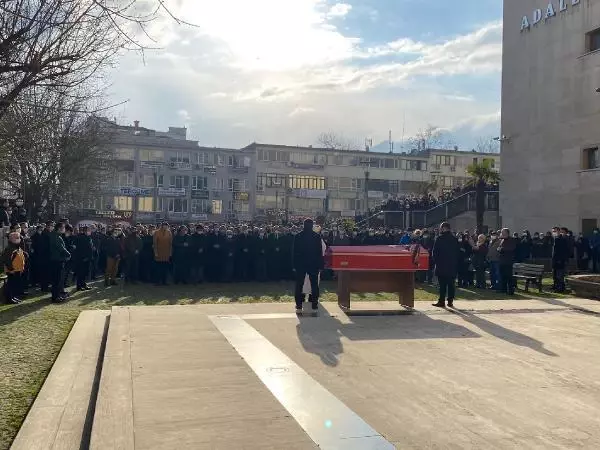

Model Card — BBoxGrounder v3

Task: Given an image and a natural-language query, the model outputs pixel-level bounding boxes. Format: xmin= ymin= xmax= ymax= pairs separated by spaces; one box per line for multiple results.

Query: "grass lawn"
xmin=0 ymin=278 xmax=573 ymax=450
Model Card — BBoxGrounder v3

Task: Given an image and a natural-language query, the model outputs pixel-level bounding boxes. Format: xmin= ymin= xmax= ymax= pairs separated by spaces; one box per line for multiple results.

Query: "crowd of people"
xmin=1 ymin=216 xmax=596 ymax=306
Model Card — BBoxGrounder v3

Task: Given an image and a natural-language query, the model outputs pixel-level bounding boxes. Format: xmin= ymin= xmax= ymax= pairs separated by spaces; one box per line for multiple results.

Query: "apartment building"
xmin=244 ymin=143 xmax=431 ymax=219
xmin=428 ymin=149 xmax=500 ymax=191
xmin=75 ymin=120 xmax=254 ymax=225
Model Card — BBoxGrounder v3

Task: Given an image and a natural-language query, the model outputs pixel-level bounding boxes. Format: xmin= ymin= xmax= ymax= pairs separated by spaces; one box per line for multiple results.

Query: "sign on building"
xmin=521 ymin=0 xmax=580 ymax=31
xmin=293 ymin=189 xmax=327 ymax=199
xmin=158 ymin=187 xmax=186 ymax=197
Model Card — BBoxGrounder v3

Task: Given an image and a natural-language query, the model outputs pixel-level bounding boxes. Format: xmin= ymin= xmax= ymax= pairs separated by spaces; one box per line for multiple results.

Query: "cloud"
xmin=289 ymin=106 xmax=315 ymax=117
xmin=327 ymin=3 xmax=352 ymax=18
xmin=108 ymin=2 xmax=503 ymax=149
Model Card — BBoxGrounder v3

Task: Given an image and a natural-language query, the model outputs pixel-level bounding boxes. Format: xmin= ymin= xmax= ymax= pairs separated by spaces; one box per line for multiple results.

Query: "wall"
xmin=448 ymin=211 xmax=501 ymax=233
xmin=501 ymin=0 xmax=600 ymax=233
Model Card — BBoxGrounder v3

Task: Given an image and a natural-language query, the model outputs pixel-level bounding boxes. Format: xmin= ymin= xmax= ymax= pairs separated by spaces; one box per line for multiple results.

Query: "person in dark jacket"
xmin=124 ymin=228 xmax=143 ymax=283
xmin=38 ymin=221 xmax=54 ymax=292
xmin=552 ymin=227 xmax=570 ymax=292
xmin=48 ymin=222 xmax=71 ymax=303
xmin=590 ymin=228 xmax=600 ymax=273
xmin=575 ymin=233 xmax=591 ymax=271
xmin=30 ymin=225 xmax=44 ymax=287
xmin=432 ymin=222 xmax=460 ymax=308
xmin=104 ymin=229 xmax=122 ymax=286
xmin=254 ymin=229 xmax=269 ymax=282
xmin=74 ymin=226 xmax=94 ymax=290
xmin=292 ymin=218 xmax=324 ymax=314
xmin=63 ymin=224 xmax=76 ymax=288
xmin=189 ymin=225 xmax=207 ymax=283
xmin=470 ymin=234 xmax=489 ymax=289
xmin=422 ymin=229 xmax=435 ymax=283
xmin=497 ymin=228 xmax=516 ymax=295
xmin=172 ymin=226 xmax=191 ymax=284
xmin=267 ymin=228 xmax=284 ymax=281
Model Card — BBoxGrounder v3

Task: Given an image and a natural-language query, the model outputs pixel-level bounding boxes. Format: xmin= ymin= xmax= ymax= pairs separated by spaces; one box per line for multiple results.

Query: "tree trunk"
xmin=475 ymin=180 xmax=485 ymax=235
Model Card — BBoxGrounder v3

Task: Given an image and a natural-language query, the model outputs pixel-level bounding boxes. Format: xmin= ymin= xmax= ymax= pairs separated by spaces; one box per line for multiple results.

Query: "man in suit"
xmin=432 ymin=222 xmax=460 ymax=308
xmin=292 ymin=218 xmax=325 ymax=315
xmin=552 ymin=226 xmax=570 ymax=293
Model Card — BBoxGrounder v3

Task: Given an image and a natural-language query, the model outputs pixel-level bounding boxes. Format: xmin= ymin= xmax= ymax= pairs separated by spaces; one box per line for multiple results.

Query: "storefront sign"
xmin=110 ymin=187 xmax=153 ymax=196
xmin=191 ymin=214 xmax=208 ymax=221
xmin=137 ymin=212 xmax=160 ymax=220
xmin=77 ymin=209 xmax=133 ymax=220
xmin=521 ymin=0 xmax=579 ymax=31
xmin=191 ymin=190 xmax=210 ymax=199
xmin=203 ymin=166 xmax=217 ymax=174
xmin=171 ymin=162 xmax=192 ymax=170
xmin=158 ymin=187 xmax=186 ymax=197
xmin=368 ymin=191 xmax=384 ymax=199
xmin=233 ymin=192 xmax=249 ymax=201
xmin=140 ymin=161 xmax=164 ymax=169
xmin=293 ymin=189 xmax=327 ymax=199
xmin=289 ymin=162 xmax=325 ymax=170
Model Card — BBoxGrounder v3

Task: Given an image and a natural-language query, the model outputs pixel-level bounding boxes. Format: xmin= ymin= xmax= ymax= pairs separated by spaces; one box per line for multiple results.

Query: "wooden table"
xmin=336 ymin=270 xmax=415 ymax=311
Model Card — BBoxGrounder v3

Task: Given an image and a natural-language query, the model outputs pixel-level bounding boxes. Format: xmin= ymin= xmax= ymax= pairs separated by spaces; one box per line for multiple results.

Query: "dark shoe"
xmin=110 ymin=280 xmax=118 ymax=286
xmin=295 ymin=306 xmax=303 ymax=315
xmin=82 ymin=285 xmax=92 ymax=291
xmin=432 ymin=301 xmax=445 ymax=308
xmin=6 ymin=297 xmax=20 ymax=304
xmin=51 ymin=297 xmax=64 ymax=303
xmin=104 ymin=279 xmax=109 ymax=287
xmin=447 ymin=300 xmax=454 ymax=308
xmin=311 ymin=305 xmax=318 ymax=317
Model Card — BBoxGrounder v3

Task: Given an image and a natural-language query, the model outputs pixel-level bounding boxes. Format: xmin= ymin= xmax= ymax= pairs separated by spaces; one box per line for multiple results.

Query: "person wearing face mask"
xmin=254 ymin=229 xmax=268 ymax=281
xmin=63 ymin=224 xmax=76 ymax=288
xmin=421 ymin=229 xmax=435 ymax=284
xmin=551 ymin=227 xmax=569 ymax=293
xmin=292 ymin=218 xmax=325 ymax=315
xmin=223 ymin=230 xmax=236 ymax=282
xmin=48 ymin=222 xmax=71 ymax=303
xmin=2 ymin=232 xmax=26 ymax=304
xmin=267 ymin=228 xmax=283 ymax=281
xmin=497 ymin=228 xmax=516 ymax=295
xmin=349 ymin=230 xmax=360 ymax=246
xmin=487 ymin=231 xmax=501 ymax=290
xmin=590 ymin=228 xmax=600 ymax=273
xmin=189 ymin=225 xmax=206 ymax=284
xmin=235 ymin=226 xmax=253 ymax=281
xmin=73 ymin=226 xmax=94 ymax=291
xmin=172 ymin=226 xmax=192 ymax=284
xmin=531 ymin=232 xmax=543 ymax=259
xmin=124 ymin=228 xmax=143 ymax=284
xmin=104 ymin=228 xmax=122 ymax=287
xmin=30 ymin=225 xmax=44 ymax=287
xmin=432 ymin=222 xmax=460 ymax=308
xmin=575 ymin=232 xmax=591 ymax=271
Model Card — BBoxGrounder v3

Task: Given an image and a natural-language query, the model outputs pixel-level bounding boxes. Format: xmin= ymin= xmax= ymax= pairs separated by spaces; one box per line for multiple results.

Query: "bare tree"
xmin=474 ymin=136 xmax=500 ymax=154
xmin=0 ymin=0 xmax=188 ymax=118
xmin=409 ymin=124 xmax=455 ymax=151
xmin=0 ymin=86 xmax=113 ymax=217
xmin=317 ymin=131 xmax=361 ymax=151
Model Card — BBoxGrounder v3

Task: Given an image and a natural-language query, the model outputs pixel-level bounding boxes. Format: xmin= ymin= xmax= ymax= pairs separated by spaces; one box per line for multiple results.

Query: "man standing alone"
xmin=432 ymin=222 xmax=460 ymax=308
xmin=292 ymin=218 xmax=324 ymax=315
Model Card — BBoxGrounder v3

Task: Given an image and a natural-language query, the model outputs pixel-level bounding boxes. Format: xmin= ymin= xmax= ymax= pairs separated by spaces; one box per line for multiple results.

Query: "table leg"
xmin=398 ymin=272 xmax=415 ymax=308
xmin=337 ymin=272 xmax=351 ymax=309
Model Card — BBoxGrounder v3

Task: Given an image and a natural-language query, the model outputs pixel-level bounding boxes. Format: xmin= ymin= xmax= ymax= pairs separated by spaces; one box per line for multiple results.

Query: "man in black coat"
xmin=74 ymin=226 xmax=94 ymax=290
xmin=292 ymin=218 xmax=324 ymax=314
xmin=432 ymin=222 xmax=460 ymax=308
xmin=552 ymin=227 xmax=570 ymax=293
xmin=497 ymin=227 xmax=517 ymax=295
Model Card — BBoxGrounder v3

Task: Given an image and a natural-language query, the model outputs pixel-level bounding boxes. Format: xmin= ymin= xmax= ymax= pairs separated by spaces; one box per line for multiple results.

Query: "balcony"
xmin=228 ymin=166 xmax=249 ymax=174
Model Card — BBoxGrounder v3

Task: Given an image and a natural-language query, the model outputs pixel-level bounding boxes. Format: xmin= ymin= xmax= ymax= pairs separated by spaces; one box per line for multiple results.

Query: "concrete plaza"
xmin=12 ymin=297 xmax=600 ymax=450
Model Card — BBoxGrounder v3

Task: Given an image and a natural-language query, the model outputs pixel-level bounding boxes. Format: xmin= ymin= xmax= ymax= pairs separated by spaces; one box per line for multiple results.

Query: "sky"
xmin=109 ymin=0 xmax=503 ymax=152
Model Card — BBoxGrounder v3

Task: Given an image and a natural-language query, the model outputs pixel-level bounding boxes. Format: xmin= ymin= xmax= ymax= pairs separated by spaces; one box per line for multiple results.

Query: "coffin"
xmin=325 ymin=245 xmax=429 ymax=272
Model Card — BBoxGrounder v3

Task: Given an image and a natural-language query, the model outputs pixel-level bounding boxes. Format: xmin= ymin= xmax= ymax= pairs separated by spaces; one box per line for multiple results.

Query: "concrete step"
xmin=89 ymin=306 xmax=135 ymax=450
xmin=11 ymin=310 xmax=110 ymax=450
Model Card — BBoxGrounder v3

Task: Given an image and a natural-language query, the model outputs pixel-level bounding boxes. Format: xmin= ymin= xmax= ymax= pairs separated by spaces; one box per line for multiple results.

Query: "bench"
xmin=513 ymin=263 xmax=545 ymax=292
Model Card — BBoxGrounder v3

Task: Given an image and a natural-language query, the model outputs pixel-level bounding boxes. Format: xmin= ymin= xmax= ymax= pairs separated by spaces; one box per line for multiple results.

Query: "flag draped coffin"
xmin=325 ymin=245 xmax=429 ymax=272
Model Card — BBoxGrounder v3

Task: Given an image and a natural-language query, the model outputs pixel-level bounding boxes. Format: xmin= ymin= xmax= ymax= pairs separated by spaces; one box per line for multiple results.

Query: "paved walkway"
xmin=89 ymin=297 xmax=600 ymax=449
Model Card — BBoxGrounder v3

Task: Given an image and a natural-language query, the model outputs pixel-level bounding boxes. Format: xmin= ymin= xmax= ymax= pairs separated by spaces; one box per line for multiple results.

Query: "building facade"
xmin=501 ymin=0 xmax=600 ymax=233
xmin=77 ymin=121 xmax=254 ymax=225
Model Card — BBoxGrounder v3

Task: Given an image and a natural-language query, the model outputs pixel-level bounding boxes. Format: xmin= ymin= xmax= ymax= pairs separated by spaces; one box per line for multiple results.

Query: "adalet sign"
xmin=521 ymin=0 xmax=580 ymax=31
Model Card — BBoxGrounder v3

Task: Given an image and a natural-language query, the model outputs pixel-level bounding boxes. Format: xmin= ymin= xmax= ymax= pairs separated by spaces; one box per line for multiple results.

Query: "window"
xmin=228 ymin=178 xmax=248 ymax=191
xmin=157 ymin=175 xmax=164 ymax=187
xmin=170 ymin=152 xmax=190 ymax=163
xmin=213 ymin=178 xmax=225 ymax=190
xmin=139 ymin=174 xmax=155 ymax=187
xmin=211 ymin=199 xmax=223 ymax=214
xmin=228 ymin=155 xmax=235 ymax=166
xmin=117 ymin=172 xmax=134 ymax=187
xmin=113 ymin=196 xmax=133 ymax=210
xmin=587 ymin=28 xmax=600 ymax=53
xmin=139 ymin=150 xmax=164 ymax=161
xmin=288 ymin=175 xmax=325 ymax=190
xmin=137 ymin=197 xmax=155 ymax=212
xmin=169 ymin=175 xmax=189 ymax=188
xmin=230 ymin=201 xmax=250 ymax=213
xmin=191 ymin=199 xmax=211 ymax=214
xmin=215 ymin=154 xmax=224 ymax=166
xmin=583 ymin=147 xmax=599 ymax=170
xmin=383 ymin=159 xmax=395 ymax=169
xmin=168 ymin=198 xmax=188 ymax=213
xmin=115 ymin=148 xmax=134 ymax=160
xmin=483 ymin=158 xmax=496 ymax=169
xmin=192 ymin=176 xmax=208 ymax=190
xmin=195 ymin=152 xmax=210 ymax=165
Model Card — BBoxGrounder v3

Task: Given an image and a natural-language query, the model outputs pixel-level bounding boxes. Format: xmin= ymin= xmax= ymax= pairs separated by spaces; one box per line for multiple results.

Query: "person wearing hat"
xmin=292 ymin=218 xmax=325 ymax=315
xmin=431 ymin=221 xmax=460 ymax=308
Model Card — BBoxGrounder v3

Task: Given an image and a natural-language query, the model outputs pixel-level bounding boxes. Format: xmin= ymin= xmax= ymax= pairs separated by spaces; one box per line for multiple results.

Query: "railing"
xmin=357 ymin=191 xmax=499 ymax=229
